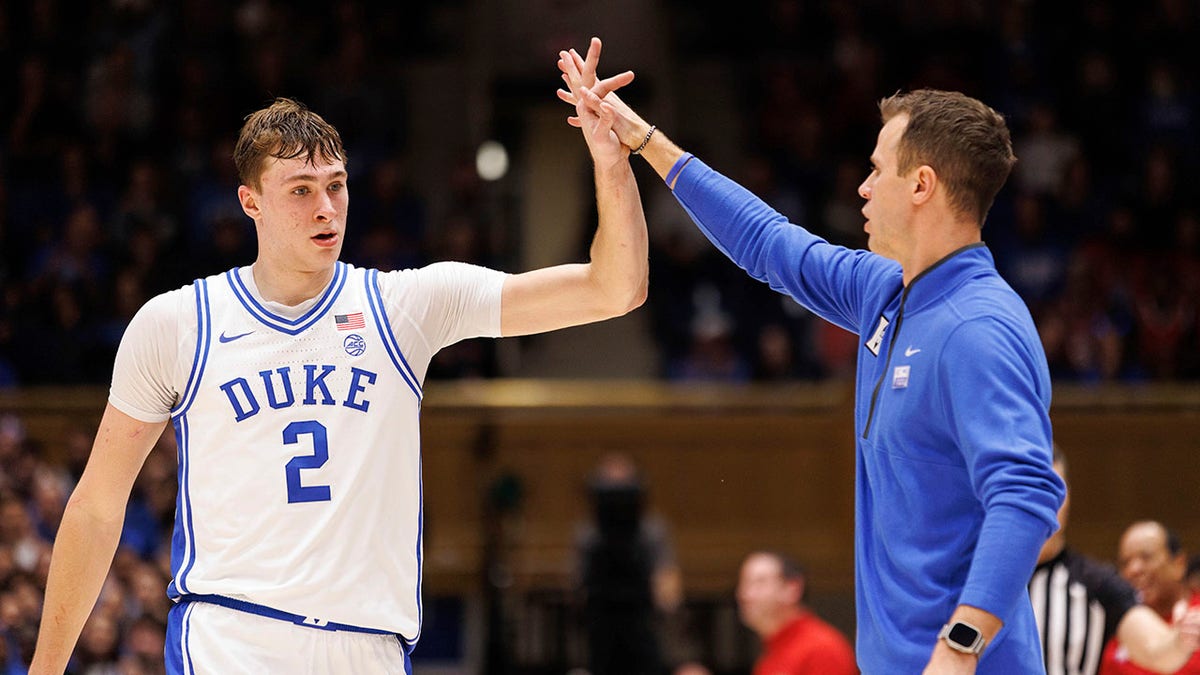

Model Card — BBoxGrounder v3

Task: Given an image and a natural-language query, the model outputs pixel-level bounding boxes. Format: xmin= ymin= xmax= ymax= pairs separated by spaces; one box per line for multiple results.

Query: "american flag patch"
xmin=334 ymin=312 xmax=365 ymax=330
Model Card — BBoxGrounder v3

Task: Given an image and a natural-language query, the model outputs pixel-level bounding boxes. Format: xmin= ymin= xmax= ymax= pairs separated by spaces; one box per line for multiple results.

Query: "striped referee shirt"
xmin=1029 ymin=548 xmax=1139 ymax=675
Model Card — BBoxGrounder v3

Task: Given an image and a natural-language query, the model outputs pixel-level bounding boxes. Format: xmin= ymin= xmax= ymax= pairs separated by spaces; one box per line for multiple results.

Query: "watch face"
xmin=948 ymin=622 xmax=981 ymax=646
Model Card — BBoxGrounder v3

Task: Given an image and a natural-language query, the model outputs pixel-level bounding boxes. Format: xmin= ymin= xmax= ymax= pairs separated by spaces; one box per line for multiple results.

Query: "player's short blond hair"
xmin=234 ymin=97 xmax=347 ymax=191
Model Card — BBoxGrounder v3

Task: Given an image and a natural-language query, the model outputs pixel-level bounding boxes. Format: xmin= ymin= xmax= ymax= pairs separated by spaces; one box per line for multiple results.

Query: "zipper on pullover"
xmin=862 ymin=285 xmax=912 ymax=439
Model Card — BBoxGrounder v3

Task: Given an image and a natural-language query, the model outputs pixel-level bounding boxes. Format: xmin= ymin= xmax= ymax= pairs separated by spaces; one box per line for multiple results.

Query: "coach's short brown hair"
xmin=233 ymin=97 xmax=347 ymax=191
xmin=879 ymin=89 xmax=1016 ymax=225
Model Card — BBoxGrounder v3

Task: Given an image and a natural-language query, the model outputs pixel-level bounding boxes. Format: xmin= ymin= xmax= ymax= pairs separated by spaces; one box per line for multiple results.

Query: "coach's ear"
xmin=911 ymin=164 xmax=937 ymax=207
xmin=238 ymin=185 xmax=261 ymax=220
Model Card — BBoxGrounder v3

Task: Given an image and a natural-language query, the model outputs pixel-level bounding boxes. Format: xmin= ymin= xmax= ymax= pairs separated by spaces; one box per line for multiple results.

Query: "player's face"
xmin=859 ymin=114 xmax=915 ymax=261
xmin=1118 ymin=523 xmax=1185 ymax=609
xmin=736 ymin=555 xmax=794 ymax=635
xmin=246 ymin=154 xmax=349 ymax=273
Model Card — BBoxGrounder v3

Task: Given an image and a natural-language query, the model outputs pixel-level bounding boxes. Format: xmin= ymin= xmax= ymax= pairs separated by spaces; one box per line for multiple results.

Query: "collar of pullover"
xmin=899 ymin=242 xmax=993 ymax=313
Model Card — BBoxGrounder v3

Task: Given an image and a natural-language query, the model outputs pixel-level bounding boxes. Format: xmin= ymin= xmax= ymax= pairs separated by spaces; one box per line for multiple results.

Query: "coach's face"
xmin=239 ymin=154 xmax=349 ymax=275
xmin=859 ymin=114 xmax=916 ymax=262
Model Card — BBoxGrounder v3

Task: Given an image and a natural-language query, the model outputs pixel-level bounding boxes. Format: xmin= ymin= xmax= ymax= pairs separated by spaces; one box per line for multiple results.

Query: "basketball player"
xmin=31 ymin=52 xmax=646 ymax=674
xmin=558 ymin=40 xmax=1065 ymax=673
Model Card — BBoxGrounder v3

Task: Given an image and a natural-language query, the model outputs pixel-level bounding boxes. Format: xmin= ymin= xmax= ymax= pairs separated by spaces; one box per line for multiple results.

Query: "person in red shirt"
xmin=736 ymin=551 xmax=857 ymax=675
xmin=1101 ymin=521 xmax=1200 ymax=674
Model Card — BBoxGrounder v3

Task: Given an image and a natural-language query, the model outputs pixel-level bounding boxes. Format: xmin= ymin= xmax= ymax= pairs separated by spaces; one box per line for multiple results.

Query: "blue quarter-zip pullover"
xmin=670 ymin=155 xmax=1065 ymax=673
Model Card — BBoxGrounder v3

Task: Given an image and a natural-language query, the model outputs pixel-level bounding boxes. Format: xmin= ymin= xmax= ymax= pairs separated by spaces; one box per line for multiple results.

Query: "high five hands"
xmin=557 ymin=38 xmax=648 ymax=156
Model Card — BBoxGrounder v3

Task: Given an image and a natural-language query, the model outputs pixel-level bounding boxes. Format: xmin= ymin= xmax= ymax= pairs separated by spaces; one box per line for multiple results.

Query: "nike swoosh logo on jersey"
xmin=218 ymin=330 xmax=254 ymax=343
xmin=904 ymin=346 xmax=921 ymax=357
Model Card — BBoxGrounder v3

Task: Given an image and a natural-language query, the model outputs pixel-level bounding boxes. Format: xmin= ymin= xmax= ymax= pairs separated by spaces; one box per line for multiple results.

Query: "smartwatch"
xmin=938 ymin=620 xmax=986 ymax=656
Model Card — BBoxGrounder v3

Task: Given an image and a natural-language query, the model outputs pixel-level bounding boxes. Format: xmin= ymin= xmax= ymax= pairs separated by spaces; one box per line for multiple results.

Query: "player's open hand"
xmin=556 ymin=38 xmax=631 ymax=119
xmin=556 ymin=37 xmax=646 ymax=155
xmin=557 ymin=38 xmax=633 ymax=169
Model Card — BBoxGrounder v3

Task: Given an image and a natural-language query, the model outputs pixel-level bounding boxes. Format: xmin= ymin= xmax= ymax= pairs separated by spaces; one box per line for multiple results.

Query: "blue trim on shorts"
xmin=165 ymin=601 xmax=196 ymax=675
xmin=177 ymin=594 xmax=397 ymax=635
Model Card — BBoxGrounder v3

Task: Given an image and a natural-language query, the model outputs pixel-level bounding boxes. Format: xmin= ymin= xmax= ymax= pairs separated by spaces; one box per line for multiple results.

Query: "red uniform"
xmin=754 ymin=613 xmax=857 ymax=675
xmin=1099 ymin=591 xmax=1200 ymax=675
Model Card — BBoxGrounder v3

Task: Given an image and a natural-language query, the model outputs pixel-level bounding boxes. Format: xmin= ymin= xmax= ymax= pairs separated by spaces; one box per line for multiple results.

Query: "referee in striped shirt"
xmin=1029 ymin=447 xmax=1200 ymax=674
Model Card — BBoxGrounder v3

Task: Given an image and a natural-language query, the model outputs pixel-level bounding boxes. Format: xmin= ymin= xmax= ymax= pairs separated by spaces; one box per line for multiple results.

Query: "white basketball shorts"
xmin=165 ymin=599 xmax=411 ymax=674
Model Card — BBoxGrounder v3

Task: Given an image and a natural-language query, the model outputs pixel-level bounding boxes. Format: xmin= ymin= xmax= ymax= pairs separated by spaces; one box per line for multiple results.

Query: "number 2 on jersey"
xmin=283 ymin=420 xmax=332 ymax=503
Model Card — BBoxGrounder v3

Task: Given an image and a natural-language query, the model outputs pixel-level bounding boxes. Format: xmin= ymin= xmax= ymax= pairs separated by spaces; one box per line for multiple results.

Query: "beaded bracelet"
xmin=631 ymin=125 xmax=657 ymax=155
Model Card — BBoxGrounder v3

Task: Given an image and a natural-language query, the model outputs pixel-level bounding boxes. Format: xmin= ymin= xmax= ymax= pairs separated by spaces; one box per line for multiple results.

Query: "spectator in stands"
xmin=994 ymin=191 xmax=1069 ymax=315
xmin=1 ymin=570 xmax=42 ymax=671
xmin=0 ymin=495 xmax=49 ymax=578
xmin=1102 ymin=521 xmax=1200 ymax=674
xmin=668 ymin=305 xmax=751 ymax=382
xmin=1013 ymin=102 xmax=1080 ymax=198
xmin=73 ymin=611 xmax=121 ymax=674
xmin=736 ymin=550 xmax=856 ymax=675
xmin=118 ymin=614 xmax=168 ymax=675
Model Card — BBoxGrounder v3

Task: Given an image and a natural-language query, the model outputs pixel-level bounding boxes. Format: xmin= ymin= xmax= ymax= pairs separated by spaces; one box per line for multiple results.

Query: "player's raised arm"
xmin=30 ymin=405 xmax=166 ymax=674
xmin=557 ymin=40 xmax=685 ymax=186
xmin=499 ymin=37 xmax=648 ymax=337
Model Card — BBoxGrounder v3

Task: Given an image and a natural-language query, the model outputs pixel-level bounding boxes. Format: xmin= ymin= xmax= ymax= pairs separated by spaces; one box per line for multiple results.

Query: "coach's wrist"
xmin=926 ymin=640 xmax=979 ymax=674
xmin=947 ymin=604 xmax=1003 ymax=644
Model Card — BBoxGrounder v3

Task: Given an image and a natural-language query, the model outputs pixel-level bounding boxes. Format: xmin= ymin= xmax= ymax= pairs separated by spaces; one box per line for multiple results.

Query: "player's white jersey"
xmin=112 ymin=261 xmax=503 ymax=645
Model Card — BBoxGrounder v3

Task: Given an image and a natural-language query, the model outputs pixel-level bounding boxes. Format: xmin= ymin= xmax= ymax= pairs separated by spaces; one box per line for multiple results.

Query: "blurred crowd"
xmin=653 ymin=0 xmax=1199 ymax=382
xmin=0 ymin=1 xmax=490 ymax=386
xmin=1 ymin=413 xmax=176 ymax=674
xmin=0 ymin=0 xmax=1198 ymax=388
